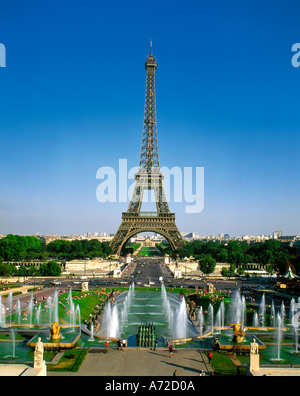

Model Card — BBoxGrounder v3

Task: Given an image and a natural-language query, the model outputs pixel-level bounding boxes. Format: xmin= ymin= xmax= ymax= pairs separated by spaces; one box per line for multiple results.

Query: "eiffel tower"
xmin=110 ymin=42 xmax=185 ymax=256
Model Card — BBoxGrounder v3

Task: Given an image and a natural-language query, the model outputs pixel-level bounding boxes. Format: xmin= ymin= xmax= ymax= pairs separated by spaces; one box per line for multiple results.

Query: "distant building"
xmin=182 ymin=232 xmax=201 ymax=239
xmin=272 ymin=230 xmax=283 ymax=239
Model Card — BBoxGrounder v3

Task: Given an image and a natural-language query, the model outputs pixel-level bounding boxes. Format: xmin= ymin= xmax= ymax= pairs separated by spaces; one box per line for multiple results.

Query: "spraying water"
xmin=230 ymin=292 xmax=246 ymax=326
xmin=174 ymin=297 xmax=188 ymax=340
xmin=198 ymin=306 xmax=204 ymax=339
xmin=276 ymin=312 xmax=283 ymax=361
xmin=102 ymin=302 xmax=120 ymax=339
xmin=259 ymin=293 xmax=266 ymax=328
xmin=207 ymin=303 xmax=214 ymax=335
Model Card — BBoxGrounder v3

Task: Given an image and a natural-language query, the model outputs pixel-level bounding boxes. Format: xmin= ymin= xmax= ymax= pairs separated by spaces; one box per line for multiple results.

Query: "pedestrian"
xmin=155 ymin=339 xmax=158 ymax=351
xmin=208 ymin=351 xmax=213 ymax=364
xmin=122 ymin=338 xmax=127 ymax=351
xmin=105 ymin=340 xmax=110 ymax=351
xmin=173 ymin=369 xmax=178 ymax=376
xmin=199 ymin=370 xmax=205 ymax=376
xmin=169 ymin=344 xmax=173 ymax=358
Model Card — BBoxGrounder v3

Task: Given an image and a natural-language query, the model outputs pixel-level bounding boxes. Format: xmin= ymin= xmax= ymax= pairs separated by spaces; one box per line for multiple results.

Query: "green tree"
xmin=39 ymin=262 xmax=61 ymax=276
xmin=17 ymin=266 xmax=28 ymax=276
xmin=0 ymin=263 xmax=15 ymax=276
xmin=28 ymin=266 xmax=38 ymax=276
xmin=216 ymin=248 xmax=229 ymax=263
xmin=199 ymin=254 xmax=216 ymax=274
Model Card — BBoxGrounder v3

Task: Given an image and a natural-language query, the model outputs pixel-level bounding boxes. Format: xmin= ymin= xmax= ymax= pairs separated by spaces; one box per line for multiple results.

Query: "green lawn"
xmin=206 ymin=350 xmax=245 ymax=376
xmin=138 ymin=247 xmax=162 ymax=256
xmin=47 ymin=348 xmax=88 ymax=372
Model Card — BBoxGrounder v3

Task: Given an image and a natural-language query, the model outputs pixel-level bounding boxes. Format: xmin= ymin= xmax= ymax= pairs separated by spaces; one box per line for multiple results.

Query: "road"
xmin=122 ymin=257 xmax=244 ymax=293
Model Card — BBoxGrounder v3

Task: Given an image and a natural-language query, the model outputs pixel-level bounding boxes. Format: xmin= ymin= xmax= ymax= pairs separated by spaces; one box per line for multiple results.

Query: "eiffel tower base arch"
xmin=110 ymin=212 xmax=185 ymax=257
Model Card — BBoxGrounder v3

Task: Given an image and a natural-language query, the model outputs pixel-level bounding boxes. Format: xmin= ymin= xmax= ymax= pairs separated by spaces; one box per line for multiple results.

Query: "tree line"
xmin=0 ymin=235 xmax=113 ymax=277
xmin=158 ymin=239 xmax=300 ymax=275
xmin=0 ymin=235 xmax=112 ymax=263
xmin=0 ymin=234 xmax=298 ymax=277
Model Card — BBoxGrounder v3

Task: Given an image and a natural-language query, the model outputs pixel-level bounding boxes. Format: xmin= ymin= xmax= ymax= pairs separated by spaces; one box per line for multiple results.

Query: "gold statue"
xmin=50 ymin=322 xmax=61 ymax=340
xmin=228 ymin=322 xmax=246 ymax=342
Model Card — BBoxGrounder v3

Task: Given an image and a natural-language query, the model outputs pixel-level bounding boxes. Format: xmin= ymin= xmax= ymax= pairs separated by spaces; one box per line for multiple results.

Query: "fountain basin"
xmin=213 ymin=335 xmax=266 ymax=353
xmin=27 ymin=331 xmax=81 ymax=349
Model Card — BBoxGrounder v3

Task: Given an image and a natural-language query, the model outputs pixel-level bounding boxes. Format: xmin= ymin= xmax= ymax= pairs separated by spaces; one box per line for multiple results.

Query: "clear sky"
xmin=0 ymin=0 xmax=299 ymax=237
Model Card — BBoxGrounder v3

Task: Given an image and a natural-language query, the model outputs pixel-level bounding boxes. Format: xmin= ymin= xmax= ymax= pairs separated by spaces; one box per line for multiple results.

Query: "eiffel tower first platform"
xmin=110 ymin=42 xmax=185 ymax=256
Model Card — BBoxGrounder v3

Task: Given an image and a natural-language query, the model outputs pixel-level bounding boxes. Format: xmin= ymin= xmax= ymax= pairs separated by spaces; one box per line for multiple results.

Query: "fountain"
xmin=215 ymin=301 xmax=225 ymax=333
xmin=229 ymin=322 xmax=246 ymax=342
xmin=50 ymin=322 xmax=61 ymax=340
xmin=253 ymin=312 xmax=259 ymax=327
xmin=75 ymin=304 xmax=81 ymax=334
xmin=281 ymin=301 xmax=285 ymax=324
xmin=102 ymin=302 xmax=120 ymax=339
xmin=53 ymin=289 xmax=59 ymax=323
xmin=0 ymin=299 xmax=5 ymax=327
xmin=68 ymin=289 xmax=76 ymax=331
xmin=295 ymin=327 xmax=299 ymax=355
xmin=276 ymin=312 xmax=283 ymax=362
xmin=10 ymin=328 xmax=16 ymax=359
xmin=271 ymin=301 xmax=276 ymax=328
xmin=8 ymin=291 xmax=13 ymax=326
xmin=259 ymin=293 xmax=266 ymax=328
xmin=0 ymin=280 xmax=299 ymax=372
xmin=88 ymin=322 xmax=94 ymax=342
xmin=161 ymin=284 xmax=173 ymax=329
xmin=198 ymin=306 xmax=204 ymax=339
xmin=207 ymin=303 xmax=214 ymax=335
xmin=36 ymin=303 xmax=41 ymax=325
xmin=174 ymin=297 xmax=188 ymax=340
xmin=215 ymin=307 xmax=221 ymax=334
xmin=220 ymin=301 xmax=225 ymax=330
xmin=17 ymin=299 xmax=22 ymax=324
xmin=290 ymin=298 xmax=300 ymax=354
xmin=230 ymin=291 xmax=246 ymax=327
xmin=27 ymin=294 xmax=34 ymax=326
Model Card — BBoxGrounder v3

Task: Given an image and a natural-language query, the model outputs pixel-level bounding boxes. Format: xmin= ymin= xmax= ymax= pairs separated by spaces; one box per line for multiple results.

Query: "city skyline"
xmin=0 ymin=1 xmax=299 ymax=238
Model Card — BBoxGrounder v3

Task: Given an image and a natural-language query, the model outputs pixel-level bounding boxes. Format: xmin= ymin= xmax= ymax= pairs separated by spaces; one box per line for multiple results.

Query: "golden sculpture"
xmin=228 ymin=322 xmax=246 ymax=342
xmin=50 ymin=322 xmax=61 ymax=340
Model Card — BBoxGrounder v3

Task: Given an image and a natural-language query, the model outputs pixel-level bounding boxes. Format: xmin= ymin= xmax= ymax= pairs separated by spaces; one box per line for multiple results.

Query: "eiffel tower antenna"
xmin=110 ymin=43 xmax=185 ymax=256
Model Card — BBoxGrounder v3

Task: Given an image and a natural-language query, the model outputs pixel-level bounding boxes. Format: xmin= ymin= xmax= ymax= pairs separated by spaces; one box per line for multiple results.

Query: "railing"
xmin=122 ymin=212 xmax=175 ymax=219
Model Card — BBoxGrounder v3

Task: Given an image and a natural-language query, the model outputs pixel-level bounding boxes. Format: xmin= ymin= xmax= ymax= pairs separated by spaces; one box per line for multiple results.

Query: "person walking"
xmin=169 ymin=344 xmax=174 ymax=358
xmin=173 ymin=370 xmax=178 ymax=376
xmin=105 ymin=340 xmax=110 ymax=351
xmin=208 ymin=351 xmax=213 ymax=364
xmin=122 ymin=338 xmax=127 ymax=351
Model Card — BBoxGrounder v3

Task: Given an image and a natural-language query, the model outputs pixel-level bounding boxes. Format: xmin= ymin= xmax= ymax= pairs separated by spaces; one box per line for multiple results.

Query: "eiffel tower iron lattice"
xmin=110 ymin=42 xmax=185 ymax=256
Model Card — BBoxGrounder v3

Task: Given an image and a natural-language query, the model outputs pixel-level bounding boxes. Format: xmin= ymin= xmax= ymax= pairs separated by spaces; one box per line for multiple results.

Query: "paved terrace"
xmin=48 ymin=348 xmax=213 ymax=376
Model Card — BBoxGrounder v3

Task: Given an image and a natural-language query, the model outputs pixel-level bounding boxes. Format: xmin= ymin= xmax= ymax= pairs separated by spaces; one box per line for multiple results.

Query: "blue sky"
xmin=0 ymin=0 xmax=299 ymax=237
